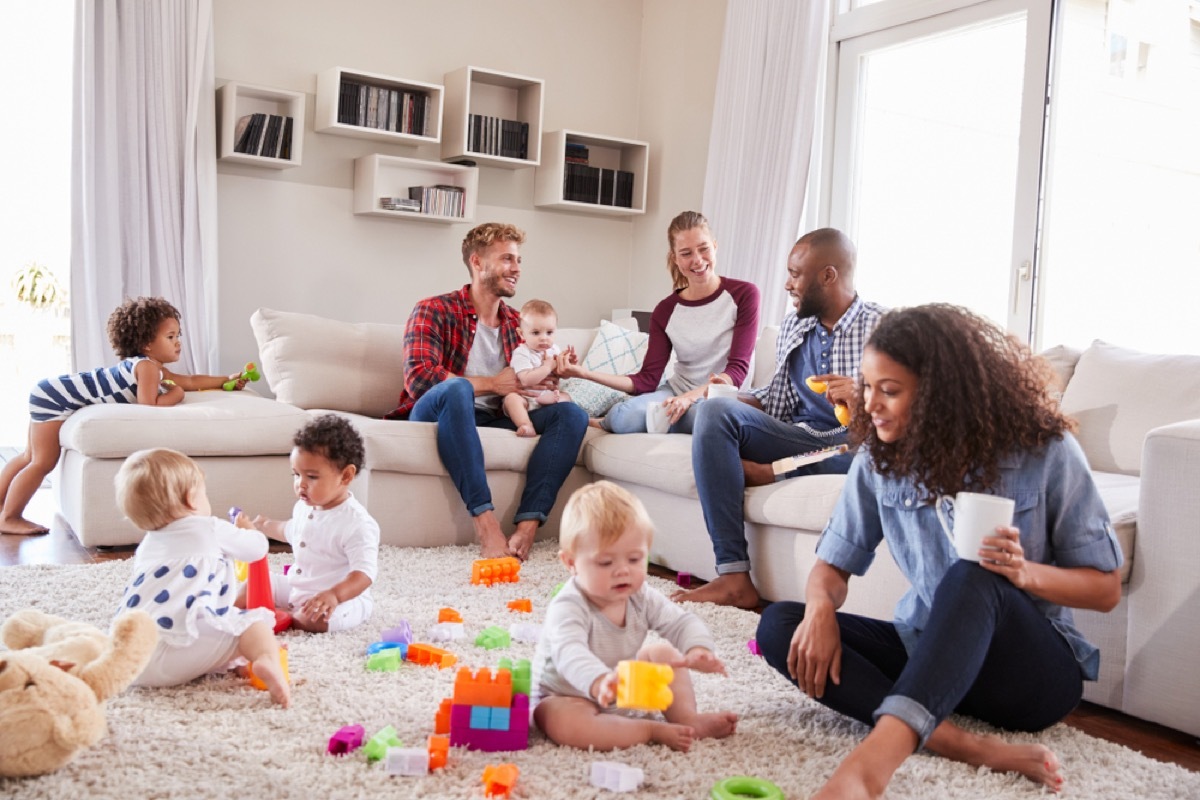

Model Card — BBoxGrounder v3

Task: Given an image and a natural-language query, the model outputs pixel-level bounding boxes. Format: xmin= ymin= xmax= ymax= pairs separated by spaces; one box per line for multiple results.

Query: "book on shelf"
xmin=468 ymin=113 xmax=529 ymax=159
xmin=232 ymin=112 xmax=293 ymax=159
xmin=407 ymin=185 xmax=466 ymax=218
xmin=561 ymin=163 xmax=634 ymax=207
xmin=337 ymin=79 xmax=430 ymax=136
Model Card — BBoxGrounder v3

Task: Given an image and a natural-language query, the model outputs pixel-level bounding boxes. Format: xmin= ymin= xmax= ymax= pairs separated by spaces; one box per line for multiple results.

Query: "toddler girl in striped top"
xmin=0 ymin=296 xmax=248 ymax=535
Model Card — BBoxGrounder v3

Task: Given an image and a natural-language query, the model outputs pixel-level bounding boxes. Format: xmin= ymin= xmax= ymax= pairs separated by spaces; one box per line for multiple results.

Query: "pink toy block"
xmin=326 ymin=724 xmax=365 ymax=756
xmin=747 ymin=639 xmax=761 ymax=656
xmin=676 ymin=571 xmax=692 ymax=588
xmin=449 ymin=693 xmax=530 ymax=752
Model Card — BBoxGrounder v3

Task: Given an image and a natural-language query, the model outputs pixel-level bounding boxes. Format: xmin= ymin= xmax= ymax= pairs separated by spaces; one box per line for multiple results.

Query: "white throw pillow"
xmin=1060 ymin=340 xmax=1200 ymax=475
xmin=560 ymin=320 xmax=650 ymax=417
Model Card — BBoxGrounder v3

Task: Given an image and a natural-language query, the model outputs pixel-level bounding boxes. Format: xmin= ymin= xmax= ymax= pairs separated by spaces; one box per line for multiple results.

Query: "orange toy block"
xmin=435 ymin=697 xmax=452 ymax=735
xmin=438 ymin=607 xmax=463 ymax=623
xmin=428 ymin=734 xmax=449 ymax=771
xmin=247 ymin=645 xmax=290 ymax=691
xmin=616 ymin=660 xmax=674 ymax=712
xmin=471 ymin=557 xmax=521 ymax=586
xmin=406 ymin=642 xmax=457 ymax=669
xmin=453 ymin=666 xmax=513 ymax=708
xmin=482 ymin=763 xmax=519 ymax=798
xmin=506 ymin=598 xmax=532 ymax=613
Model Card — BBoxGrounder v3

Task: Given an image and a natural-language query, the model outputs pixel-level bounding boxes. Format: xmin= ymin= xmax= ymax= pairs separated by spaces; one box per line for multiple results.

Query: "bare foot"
xmin=742 ymin=459 xmax=776 ymax=487
xmin=811 ymin=773 xmax=876 ymax=800
xmin=978 ymin=740 xmax=1064 ymax=792
xmin=507 ymin=521 xmax=537 ymax=561
xmin=671 ymin=573 xmax=761 ymax=609
xmin=587 ymin=417 xmax=605 ymax=429
xmin=650 ymin=721 xmax=695 ymax=752
xmin=474 ymin=512 xmax=509 ymax=559
xmin=0 ymin=516 xmax=50 ymax=535
xmin=250 ymin=652 xmax=291 ymax=708
xmin=691 ymin=711 xmax=738 ymax=740
xmin=515 ymin=423 xmax=536 ymax=438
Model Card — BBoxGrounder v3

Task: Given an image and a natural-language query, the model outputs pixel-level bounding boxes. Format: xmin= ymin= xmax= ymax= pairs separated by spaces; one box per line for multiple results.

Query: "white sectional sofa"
xmin=54 ymin=308 xmax=1200 ymax=738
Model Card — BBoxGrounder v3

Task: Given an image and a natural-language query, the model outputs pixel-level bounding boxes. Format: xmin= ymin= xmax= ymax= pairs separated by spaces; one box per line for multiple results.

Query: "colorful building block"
xmin=385 ymin=746 xmax=429 ymax=777
xmin=367 ymin=640 xmax=407 ymax=657
xmin=454 ymin=666 xmax=513 ymax=707
xmin=470 ymin=705 xmax=491 ymax=730
xmin=475 ymin=626 xmax=511 ymax=650
xmin=366 ymin=648 xmax=402 ymax=672
xmin=427 ymin=621 xmax=465 ymax=642
xmin=428 ymin=734 xmax=449 ymax=770
xmin=247 ymin=645 xmax=289 ymax=691
xmin=489 ymin=707 xmax=511 ymax=730
xmin=449 ymin=693 xmax=530 ymax=752
xmin=747 ymin=639 xmax=761 ymax=656
xmin=435 ymin=697 xmax=452 ymax=735
xmin=381 ymin=620 xmax=413 ymax=644
xmin=506 ymin=598 xmax=532 ymax=613
xmin=406 ymin=642 xmax=457 ymax=669
xmin=482 ymin=763 xmax=519 ymax=798
xmin=472 ymin=557 xmax=521 ymax=586
xmin=438 ymin=607 xmax=463 ymax=623
xmin=551 ymin=581 xmax=564 ymax=598
xmin=497 ymin=658 xmax=531 ymax=698
xmin=326 ymin=724 xmax=365 ymax=756
xmin=590 ymin=761 xmax=645 ymax=792
xmin=363 ymin=725 xmax=402 ymax=762
xmin=508 ymin=621 xmax=541 ymax=643
xmin=676 ymin=571 xmax=692 ymax=588
xmin=616 ymin=660 xmax=674 ymax=712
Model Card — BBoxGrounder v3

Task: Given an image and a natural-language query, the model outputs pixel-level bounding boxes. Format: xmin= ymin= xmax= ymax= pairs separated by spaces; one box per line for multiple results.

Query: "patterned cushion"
xmin=560 ymin=320 xmax=649 ymax=417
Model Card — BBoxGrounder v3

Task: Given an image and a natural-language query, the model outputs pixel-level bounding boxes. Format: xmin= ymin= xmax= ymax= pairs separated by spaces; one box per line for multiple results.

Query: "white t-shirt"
xmin=281 ymin=493 xmax=380 ymax=606
xmin=465 ymin=322 xmax=505 ymax=411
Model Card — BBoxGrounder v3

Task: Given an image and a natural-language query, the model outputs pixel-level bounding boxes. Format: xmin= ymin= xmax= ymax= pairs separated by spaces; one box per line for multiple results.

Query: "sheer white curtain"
xmin=702 ymin=0 xmax=830 ymax=327
xmin=71 ymin=0 xmax=219 ymax=372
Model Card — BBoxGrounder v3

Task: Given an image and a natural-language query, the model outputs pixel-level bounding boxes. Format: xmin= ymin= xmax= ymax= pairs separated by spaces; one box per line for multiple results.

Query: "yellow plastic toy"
xmin=247 ymin=644 xmax=289 ymax=691
xmin=616 ymin=660 xmax=674 ymax=712
xmin=805 ymin=376 xmax=851 ymax=426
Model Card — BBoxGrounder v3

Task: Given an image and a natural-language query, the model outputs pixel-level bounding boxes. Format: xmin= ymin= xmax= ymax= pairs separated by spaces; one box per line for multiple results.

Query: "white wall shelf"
xmin=353 ymin=154 xmax=478 ymax=223
xmin=315 ymin=67 xmax=443 ymax=145
xmin=534 ymin=129 xmax=648 ymax=215
xmin=216 ymin=82 xmax=305 ymax=169
xmin=441 ymin=66 xmax=543 ymax=169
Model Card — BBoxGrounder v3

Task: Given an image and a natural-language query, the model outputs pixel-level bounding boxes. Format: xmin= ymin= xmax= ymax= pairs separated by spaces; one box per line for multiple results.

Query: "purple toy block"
xmin=449 ymin=694 xmax=530 ymax=752
xmin=327 ymin=724 xmax=366 ymax=756
xmin=747 ymin=639 xmax=761 ymax=656
xmin=676 ymin=571 xmax=692 ymax=588
xmin=381 ymin=620 xmax=414 ymax=645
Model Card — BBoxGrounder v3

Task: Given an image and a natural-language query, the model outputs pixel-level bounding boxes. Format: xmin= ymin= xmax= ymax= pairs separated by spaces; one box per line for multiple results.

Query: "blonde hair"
xmin=520 ymin=299 xmax=557 ymax=325
xmin=461 ymin=222 xmax=526 ymax=272
xmin=666 ymin=210 xmax=714 ymax=292
xmin=115 ymin=448 xmax=204 ymax=531
xmin=559 ymin=480 xmax=654 ymax=554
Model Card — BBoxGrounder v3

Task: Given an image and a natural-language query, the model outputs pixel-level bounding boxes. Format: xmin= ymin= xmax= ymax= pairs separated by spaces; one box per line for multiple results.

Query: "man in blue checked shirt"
xmin=672 ymin=228 xmax=885 ymax=609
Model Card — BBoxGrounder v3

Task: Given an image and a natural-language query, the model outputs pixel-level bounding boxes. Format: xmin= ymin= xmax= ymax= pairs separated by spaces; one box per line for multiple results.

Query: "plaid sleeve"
xmin=403 ymin=298 xmax=454 ymax=401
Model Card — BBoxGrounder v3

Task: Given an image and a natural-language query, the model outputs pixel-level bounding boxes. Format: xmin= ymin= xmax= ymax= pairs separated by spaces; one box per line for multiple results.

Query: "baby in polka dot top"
xmin=114 ymin=448 xmax=290 ymax=706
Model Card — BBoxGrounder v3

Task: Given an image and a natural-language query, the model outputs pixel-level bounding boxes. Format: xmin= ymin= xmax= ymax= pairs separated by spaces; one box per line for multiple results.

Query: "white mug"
xmin=935 ymin=492 xmax=1015 ymax=561
xmin=707 ymin=383 xmax=739 ymax=401
xmin=645 ymin=402 xmax=671 ymax=434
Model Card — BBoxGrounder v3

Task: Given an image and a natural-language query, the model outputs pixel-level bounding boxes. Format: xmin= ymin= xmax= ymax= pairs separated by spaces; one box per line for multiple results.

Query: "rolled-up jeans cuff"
xmin=715 ymin=560 xmax=751 ymax=575
xmin=470 ymin=502 xmax=496 ymax=517
xmin=874 ymin=695 xmax=937 ymax=750
xmin=513 ymin=511 xmax=546 ymax=526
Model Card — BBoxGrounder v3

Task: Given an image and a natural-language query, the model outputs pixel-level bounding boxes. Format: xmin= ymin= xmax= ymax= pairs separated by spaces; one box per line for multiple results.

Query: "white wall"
xmin=213 ymin=0 xmax=727 ymax=375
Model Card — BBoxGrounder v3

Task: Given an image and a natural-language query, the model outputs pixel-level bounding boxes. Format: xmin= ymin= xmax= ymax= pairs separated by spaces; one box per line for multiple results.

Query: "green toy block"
xmin=367 ymin=649 xmax=402 ymax=672
xmin=364 ymin=725 xmax=402 ymax=761
xmin=511 ymin=658 xmax=531 ymax=697
xmin=474 ymin=625 xmax=511 ymax=650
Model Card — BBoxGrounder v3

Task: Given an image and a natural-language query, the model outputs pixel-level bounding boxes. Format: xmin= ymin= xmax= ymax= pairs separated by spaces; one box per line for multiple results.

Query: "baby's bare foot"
xmin=692 ymin=711 xmax=738 ymax=740
xmin=251 ymin=652 xmax=291 ymax=708
xmin=651 ymin=722 xmax=695 ymax=752
xmin=515 ymin=423 xmax=536 ymax=438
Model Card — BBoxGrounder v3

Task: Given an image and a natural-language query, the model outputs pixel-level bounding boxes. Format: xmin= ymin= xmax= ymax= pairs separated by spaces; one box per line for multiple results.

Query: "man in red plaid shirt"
xmin=386 ymin=223 xmax=589 ymax=559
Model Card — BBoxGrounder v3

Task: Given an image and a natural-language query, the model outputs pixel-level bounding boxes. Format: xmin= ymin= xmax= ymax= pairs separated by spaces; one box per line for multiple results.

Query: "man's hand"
xmin=489 ymin=367 xmax=522 ymax=396
xmin=810 ymin=373 xmax=856 ymax=408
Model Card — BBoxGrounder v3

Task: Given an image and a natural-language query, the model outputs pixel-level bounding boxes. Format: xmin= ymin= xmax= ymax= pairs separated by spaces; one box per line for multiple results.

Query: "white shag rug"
xmin=1 ymin=543 xmax=1197 ymax=800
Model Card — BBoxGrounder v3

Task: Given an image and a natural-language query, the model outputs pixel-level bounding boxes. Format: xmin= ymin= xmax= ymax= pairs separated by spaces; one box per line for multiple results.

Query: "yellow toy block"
xmin=471 ymin=557 xmax=521 ymax=586
xmin=616 ymin=660 xmax=673 ymax=712
xmin=247 ymin=645 xmax=289 ymax=691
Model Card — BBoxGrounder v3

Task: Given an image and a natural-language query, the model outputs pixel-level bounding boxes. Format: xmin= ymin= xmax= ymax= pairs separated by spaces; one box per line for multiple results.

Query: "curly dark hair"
xmin=293 ymin=414 xmax=365 ymax=472
xmin=850 ymin=303 xmax=1073 ymax=498
xmin=106 ymin=296 xmax=181 ymax=359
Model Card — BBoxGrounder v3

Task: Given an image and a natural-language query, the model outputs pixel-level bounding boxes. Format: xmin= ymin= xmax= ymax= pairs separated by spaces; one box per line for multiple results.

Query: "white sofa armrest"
xmin=1124 ymin=418 xmax=1200 ymax=737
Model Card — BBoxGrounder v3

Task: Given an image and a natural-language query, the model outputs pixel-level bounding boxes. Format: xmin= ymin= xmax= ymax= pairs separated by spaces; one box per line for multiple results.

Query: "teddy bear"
xmin=0 ymin=609 xmax=157 ymax=778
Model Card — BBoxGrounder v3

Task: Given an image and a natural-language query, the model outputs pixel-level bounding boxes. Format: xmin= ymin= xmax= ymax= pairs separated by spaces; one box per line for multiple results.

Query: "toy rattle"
xmin=223 ymin=362 xmax=261 ymax=391
xmin=805 ymin=376 xmax=851 ymax=426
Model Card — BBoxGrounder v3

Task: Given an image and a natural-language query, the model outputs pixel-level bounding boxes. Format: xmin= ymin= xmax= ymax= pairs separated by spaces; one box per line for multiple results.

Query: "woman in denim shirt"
xmin=756 ymin=304 xmax=1123 ymax=798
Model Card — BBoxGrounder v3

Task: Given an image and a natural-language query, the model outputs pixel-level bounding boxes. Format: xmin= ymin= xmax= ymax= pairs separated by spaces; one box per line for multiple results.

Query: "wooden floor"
xmin=3 ymin=485 xmax=1198 ymax=774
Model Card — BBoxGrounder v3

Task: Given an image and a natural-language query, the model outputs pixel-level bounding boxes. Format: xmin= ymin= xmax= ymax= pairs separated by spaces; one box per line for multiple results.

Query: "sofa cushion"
xmin=1039 ymin=344 xmax=1082 ymax=401
xmin=743 ymin=474 xmax=849 ymax=531
xmin=560 ymin=320 xmax=649 ymax=417
xmin=585 ymin=432 xmax=696 ymax=496
xmin=252 ymin=307 xmax=407 ymax=418
xmin=59 ymin=391 xmax=311 ymax=458
xmin=1091 ymin=471 xmax=1137 ymax=584
xmin=1061 ymin=341 xmax=1200 ymax=475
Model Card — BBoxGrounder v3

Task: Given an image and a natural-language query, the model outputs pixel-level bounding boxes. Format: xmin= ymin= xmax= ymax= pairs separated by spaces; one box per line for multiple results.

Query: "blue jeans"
xmin=692 ymin=398 xmax=854 ymax=573
xmin=602 ymin=385 xmax=699 ymax=434
xmin=409 ymin=378 xmax=589 ymax=524
xmin=756 ymin=562 xmax=1083 ymax=748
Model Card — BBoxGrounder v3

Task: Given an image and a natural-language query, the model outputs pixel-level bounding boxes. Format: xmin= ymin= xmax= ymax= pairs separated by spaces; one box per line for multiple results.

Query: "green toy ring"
xmin=710 ymin=775 xmax=785 ymax=800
